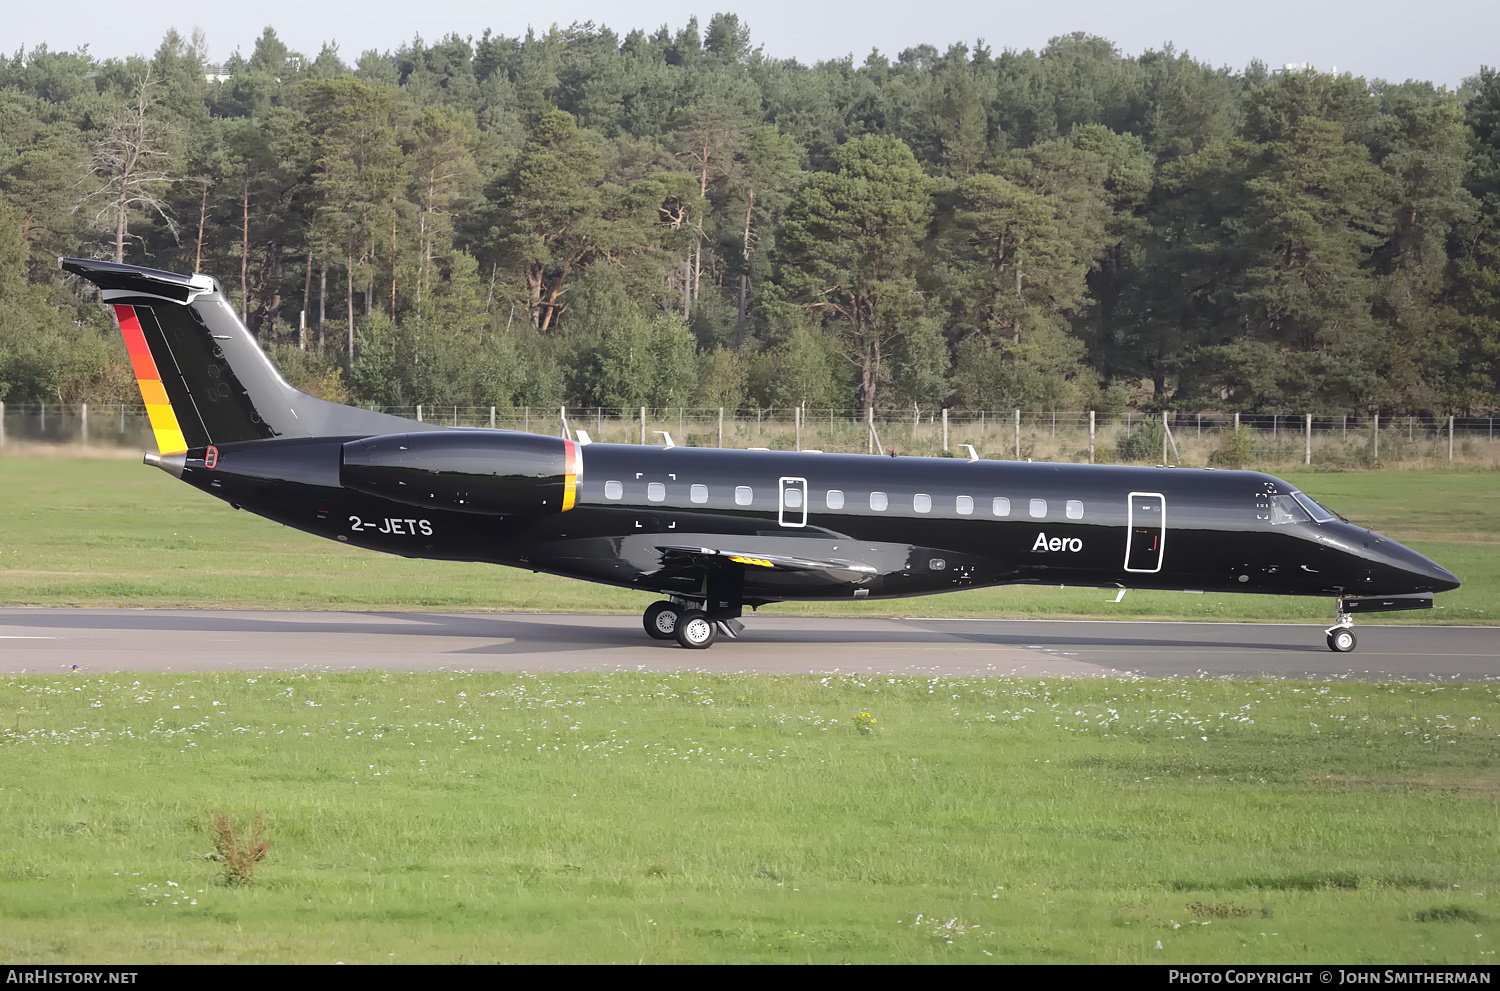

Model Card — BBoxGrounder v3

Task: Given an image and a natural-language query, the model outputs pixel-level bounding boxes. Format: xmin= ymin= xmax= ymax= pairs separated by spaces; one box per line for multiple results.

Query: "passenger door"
xmin=1124 ymin=491 xmax=1165 ymax=573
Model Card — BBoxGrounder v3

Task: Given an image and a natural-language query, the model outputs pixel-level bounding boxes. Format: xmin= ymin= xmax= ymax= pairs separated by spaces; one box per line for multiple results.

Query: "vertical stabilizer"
xmin=61 ymin=257 xmax=434 ymax=448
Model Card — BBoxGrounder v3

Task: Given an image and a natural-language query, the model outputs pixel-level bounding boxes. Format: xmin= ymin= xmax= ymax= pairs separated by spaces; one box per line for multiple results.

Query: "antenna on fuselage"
xmin=654 ymin=431 xmax=675 ymax=448
xmin=961 ymin=445 xmax=980 ymax=462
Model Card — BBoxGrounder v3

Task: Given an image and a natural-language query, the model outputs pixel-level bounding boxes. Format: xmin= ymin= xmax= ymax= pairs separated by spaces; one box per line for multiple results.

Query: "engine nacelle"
xmin=340 ymin=430 xmax=580 ymax=515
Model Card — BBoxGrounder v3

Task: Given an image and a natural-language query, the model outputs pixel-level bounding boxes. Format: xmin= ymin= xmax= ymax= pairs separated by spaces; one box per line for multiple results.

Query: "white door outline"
xmin=1124 ymin=491 xmax=1166 ymax=573
xmin=778 ymin=476 xmax=808 ymax=528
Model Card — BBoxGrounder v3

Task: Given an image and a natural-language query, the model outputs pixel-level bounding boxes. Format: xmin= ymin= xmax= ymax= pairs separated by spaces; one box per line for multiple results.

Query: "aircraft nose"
xmin=1425 ymin=559 xmax=1461 ymax=593
xmin=1389 ymin=540 xmax=1460 ymax=593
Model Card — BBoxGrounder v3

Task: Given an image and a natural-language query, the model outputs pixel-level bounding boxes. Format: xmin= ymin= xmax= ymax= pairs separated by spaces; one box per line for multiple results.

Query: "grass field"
xmin=0 ymin=456 xmax=1493 ymax=623
xmin=1 ymin=671 xmax=1498 ymax=963
xmin=3 ymin=458 xmax=1498 ymax=963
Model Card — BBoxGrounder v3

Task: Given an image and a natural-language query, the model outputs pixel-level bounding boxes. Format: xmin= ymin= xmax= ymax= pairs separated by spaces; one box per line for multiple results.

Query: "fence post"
xmin=525 ymin=406 xmax=529 ymax=432
xmin=640 ymin=407 xmax=646 ymax=446
xmin=1234 ymin=412 xmax=1240 ymax=433
xmin=941 ymin=408 xmax=949 ymax=453
xmin=1162 ymin=413 xmax=1169 ymax=464
xmin=718 ymin=407 xmax=723 ymax=449
xmin=490 ymin=406 xmax=495 ymax=429
xmin=120 ymin=403 xmax=125 ymax=434
xmin=453 ymin=405 xmax=458 ymax=427
xmin=1305 ymin=414 xmax=1312 ymax=465
xmin=1088 ymin=411 xmax=1095 ymax=464
xmin=560 ymin=405 xmax=568 ymax=439
xmin=1014 ymin=409 xmax=1020 ymax=459
xmin=1449 ymin=415 xmax=1455 ymax=461
xmin=417 ymin=404 xmax=423 ymax=423
xmin=0 ymin=401 xmax=5 ymax=449
xmin=80 ymin=403 xmax=88 ymax=447
xmin=1373 ymin=413 xmax=1379 ymax=461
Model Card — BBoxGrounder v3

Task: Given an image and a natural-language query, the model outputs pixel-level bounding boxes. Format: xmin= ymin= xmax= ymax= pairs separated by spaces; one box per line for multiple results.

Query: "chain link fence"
xmin=3 ymin=402 xmax=1498 ymax=467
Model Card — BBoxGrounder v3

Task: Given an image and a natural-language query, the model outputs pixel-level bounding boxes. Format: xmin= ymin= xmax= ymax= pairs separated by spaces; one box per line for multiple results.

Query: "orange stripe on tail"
xmin=113 ymin=305 xmax=188 ymax=455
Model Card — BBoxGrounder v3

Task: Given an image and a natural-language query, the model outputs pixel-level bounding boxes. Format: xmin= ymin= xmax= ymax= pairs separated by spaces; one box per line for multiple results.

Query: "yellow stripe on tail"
xmin=114 ymin=305 xmax=188 ymax=455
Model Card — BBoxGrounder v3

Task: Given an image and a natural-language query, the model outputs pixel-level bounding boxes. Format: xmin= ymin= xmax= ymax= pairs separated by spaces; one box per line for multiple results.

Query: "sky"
xmin=7 ymin=0 xmax=1496 ymax=88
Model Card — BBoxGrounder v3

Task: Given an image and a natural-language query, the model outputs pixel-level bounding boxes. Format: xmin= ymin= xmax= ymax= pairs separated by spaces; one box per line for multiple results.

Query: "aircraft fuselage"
xmin=180 ymin=434 xmax=1458 ymax=610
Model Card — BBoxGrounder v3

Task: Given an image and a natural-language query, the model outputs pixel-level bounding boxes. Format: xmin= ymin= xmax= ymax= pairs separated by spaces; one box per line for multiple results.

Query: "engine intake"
xmin=341 ymin=430 xmax=580 ymax=515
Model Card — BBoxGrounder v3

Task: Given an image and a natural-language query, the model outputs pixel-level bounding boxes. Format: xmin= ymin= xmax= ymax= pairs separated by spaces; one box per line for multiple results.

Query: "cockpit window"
xmin=1291 ymin=490 xmax=1337 ymax=523
xmin=1269 ymin=494 xmax=1308 ymax=525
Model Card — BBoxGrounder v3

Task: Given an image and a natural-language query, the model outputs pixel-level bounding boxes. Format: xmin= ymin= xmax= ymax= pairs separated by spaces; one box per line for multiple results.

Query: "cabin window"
xmin=690 ymin=484 xmax=708 ymax=504
xmin=785 ymin=488 xmax=803 ymax=509
xmin=992 ymin=497 xmax=1010 ymax=517
xmin=647 ymin=482 xmax=666 ymax=503
xmin=735 ymin=486 xmax=753 ymax=506
xmin=1029 ymin=498 xmax=1047 ymax=518
xmin=826 ymin=489 xmax=845 ymax=509
xmin=913 ymin=493 xmax=932 ymax=513
xmin=870 ymin=491 xmax=889 ymax=511
xmin=604 ymin=480 xmax=623 ymax=501
xmin=1066 ymin=500 xmax=1084 ymax=519
xmin=956 ymin=495 xmax=973 ymax=515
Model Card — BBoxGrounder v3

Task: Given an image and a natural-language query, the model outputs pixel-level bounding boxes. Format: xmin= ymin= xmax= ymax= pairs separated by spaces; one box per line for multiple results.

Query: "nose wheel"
xmin=1326 ymin=627 xmax=1357 ymax=653
xmin=1325 ymin=600 xmax=1356 ymax=652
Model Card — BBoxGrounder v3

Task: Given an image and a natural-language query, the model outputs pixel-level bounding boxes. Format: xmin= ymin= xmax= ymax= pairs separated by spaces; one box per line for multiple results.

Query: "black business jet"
xmin=61 ymin=257 xmax=1460 ymax=653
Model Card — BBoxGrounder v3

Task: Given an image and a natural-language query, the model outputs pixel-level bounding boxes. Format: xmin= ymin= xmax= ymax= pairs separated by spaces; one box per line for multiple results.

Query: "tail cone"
xmin=143 ymin=451 xmax=185 ymax=478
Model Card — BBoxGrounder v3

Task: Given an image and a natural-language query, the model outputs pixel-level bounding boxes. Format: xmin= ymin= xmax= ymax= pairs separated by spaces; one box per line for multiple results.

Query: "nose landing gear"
xmin=1325 ymin=601 xmax=1356 ymax=653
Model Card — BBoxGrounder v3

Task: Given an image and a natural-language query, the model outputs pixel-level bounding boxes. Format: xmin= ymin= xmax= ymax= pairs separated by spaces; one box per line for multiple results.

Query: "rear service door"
xmin=1125 ymin=491 xmax=1165 ymax=573
xmin=779 ymin=477 xmax=808 ymax=528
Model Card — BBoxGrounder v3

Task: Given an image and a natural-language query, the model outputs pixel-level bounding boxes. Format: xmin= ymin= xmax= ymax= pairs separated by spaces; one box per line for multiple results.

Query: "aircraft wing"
xmin=655 ymin=544 xmax=877 ymax=575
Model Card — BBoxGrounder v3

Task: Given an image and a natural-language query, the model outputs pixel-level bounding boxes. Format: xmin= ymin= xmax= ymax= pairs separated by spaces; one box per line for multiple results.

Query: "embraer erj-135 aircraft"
xmin=62 ymin=257 xmax=1460 ymax=653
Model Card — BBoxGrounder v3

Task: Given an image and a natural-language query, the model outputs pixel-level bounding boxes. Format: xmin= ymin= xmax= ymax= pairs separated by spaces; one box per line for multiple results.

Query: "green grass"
xmin=2 ymin=672 xmax=1498 ymax=963
xmin=0 ymin=456 xmax=1492 ymax=622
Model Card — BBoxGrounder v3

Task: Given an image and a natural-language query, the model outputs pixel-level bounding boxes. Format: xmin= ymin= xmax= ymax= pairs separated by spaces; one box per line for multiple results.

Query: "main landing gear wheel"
xmin=1327 ymin=628 xmax=1357 ymax=653
xmin=675 ymin=610 xmax=718 ymax=649
xmin=643 ymin=601 xmax=680 ymax=640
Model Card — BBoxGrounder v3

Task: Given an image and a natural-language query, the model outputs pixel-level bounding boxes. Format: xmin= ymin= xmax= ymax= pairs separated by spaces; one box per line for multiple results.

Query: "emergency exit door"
xmin=779 ymin=477 xmax=807 ymax=528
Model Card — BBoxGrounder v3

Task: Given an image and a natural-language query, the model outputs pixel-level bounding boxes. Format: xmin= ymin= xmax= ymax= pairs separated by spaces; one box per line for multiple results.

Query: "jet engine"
xmin=340 ymin=431 xmax=581 ymax=515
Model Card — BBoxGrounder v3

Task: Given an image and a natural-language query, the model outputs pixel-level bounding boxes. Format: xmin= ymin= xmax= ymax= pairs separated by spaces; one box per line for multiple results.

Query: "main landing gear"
xmin=1325 ymin=601 xmax=1357 ymax=653
xmin=642 ymin=599 xmax=744 ymax=650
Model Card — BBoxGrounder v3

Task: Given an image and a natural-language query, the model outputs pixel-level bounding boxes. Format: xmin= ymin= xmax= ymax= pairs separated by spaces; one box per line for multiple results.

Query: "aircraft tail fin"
xmin=61 ymin=257 xmax=423 ymax=451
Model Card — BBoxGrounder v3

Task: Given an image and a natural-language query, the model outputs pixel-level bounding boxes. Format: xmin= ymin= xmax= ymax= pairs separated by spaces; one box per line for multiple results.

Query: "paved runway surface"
xmin=1 ymin=609 xmax=1495 ymax=680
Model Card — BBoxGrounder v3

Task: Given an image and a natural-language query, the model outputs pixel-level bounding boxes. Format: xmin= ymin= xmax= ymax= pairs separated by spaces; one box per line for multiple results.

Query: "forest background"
xmin=3 ymin=15 xmax=1499 ymax=418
